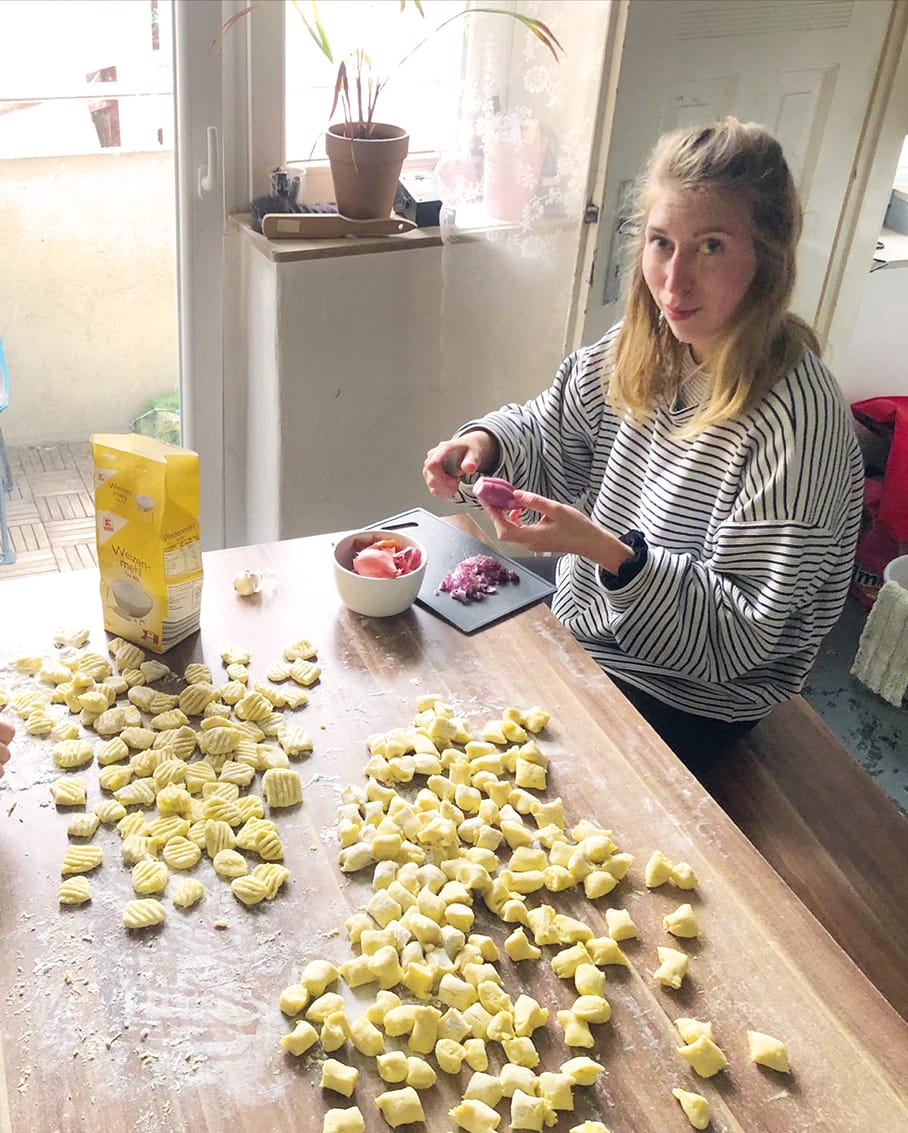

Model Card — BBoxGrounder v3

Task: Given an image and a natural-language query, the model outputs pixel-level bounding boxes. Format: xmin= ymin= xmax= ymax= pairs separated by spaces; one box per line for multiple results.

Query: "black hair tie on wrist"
xmin=599 ymin=529 xmax=648 ymax=590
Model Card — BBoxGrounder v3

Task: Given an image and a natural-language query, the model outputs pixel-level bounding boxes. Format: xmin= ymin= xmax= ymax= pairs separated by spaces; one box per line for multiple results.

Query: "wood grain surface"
xmin=1 ymin=525 xmax=906 ymax=1133
xmin=698 ymin=696 xmax=908 ymax=1019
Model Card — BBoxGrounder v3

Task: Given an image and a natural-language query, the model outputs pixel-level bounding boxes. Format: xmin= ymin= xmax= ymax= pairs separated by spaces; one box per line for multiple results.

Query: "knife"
xmin=261 ymin=213 xmax=418 ymax=239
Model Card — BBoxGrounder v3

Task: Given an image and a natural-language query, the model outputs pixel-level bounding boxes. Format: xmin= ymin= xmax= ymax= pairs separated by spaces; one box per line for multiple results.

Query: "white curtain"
xmin=433 ymin=0 xmax=610 ymax=431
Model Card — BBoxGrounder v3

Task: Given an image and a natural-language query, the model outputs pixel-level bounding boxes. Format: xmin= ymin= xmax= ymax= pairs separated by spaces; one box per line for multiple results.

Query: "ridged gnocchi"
xmin=123 ymin=898 xmax=167 ymax=928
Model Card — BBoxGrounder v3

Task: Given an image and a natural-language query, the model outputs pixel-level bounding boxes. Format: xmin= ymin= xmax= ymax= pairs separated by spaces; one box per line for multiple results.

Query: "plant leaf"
xmin=469 ymin=9 xmax=564 ymax=61
xmin=214 ymin=2 xmax=269 ymax=54
xmin=329 ymin=59 xmax=348 ymax=123
xmin=219 ymin=1 xmax=334 ymax=63
xmin=291 ymin=0 xmax=333 ymax=63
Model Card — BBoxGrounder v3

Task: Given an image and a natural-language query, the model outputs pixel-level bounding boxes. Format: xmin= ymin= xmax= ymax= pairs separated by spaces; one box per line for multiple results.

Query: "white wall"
xmin=228 ymin=226 xmax=569 ymax=545
xmin=0 ymin=152 xmax=178 ymax=446
xmin=230 ymin=229 xmax=446 ymax=542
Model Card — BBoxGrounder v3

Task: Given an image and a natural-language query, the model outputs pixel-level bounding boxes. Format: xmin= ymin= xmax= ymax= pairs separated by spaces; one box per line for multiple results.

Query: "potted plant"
xmin=226 ymin=1 xmax=562 ymax=220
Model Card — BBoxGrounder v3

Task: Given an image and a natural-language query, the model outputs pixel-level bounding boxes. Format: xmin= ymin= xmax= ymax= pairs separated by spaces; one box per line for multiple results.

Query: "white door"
xmin=174 ymin=0 xmax=231 ymax=551
xmin=0 ymin=0 xmax=241 ymax=569
xmin=578 ymin=0 xmax=894 ymax=350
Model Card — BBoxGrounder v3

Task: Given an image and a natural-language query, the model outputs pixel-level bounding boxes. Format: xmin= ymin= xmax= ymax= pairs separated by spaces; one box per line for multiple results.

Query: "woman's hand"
xmin=487 ymin=490 xmax=635 ymax=573
xmin=423 ymin=430 xmax=499 ymax=499
xmin=0 ymin=719 xmax=14 ymax=779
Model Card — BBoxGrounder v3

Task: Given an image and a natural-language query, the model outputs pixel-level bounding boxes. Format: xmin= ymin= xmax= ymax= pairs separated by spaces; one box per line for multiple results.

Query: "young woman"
xmin=423 ymin=118 xmax=864 ymax=764
xmin=0 ymin=719 xmax=13 ymax=778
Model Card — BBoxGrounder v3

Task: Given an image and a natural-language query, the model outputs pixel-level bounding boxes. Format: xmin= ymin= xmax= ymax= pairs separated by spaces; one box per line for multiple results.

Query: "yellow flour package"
xmin=91 ymin=433 xmax=203 ymax=654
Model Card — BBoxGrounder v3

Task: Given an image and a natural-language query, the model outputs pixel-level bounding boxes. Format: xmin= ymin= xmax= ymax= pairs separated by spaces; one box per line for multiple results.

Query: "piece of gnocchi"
xmin=280 ymin=1020 xmax=318 ymax=1056
xmin=123 ymin=898 xmax=166 ymax=929
xmin=67 ymin=812 xmax=100 ymax=839
xmin=320 ymin=1058 xmax=359 ymax=1097
xmin=674 ymin=1018 xmax=713 ymax=1044
xmin=604 ymin=907 xmax=637 ymax=941
xmin=322 ymin=1109 xmax=365 ymax=1133
xmin=504 ymin=928 xmax=541 ymax=962
xmin=677 ymin=1034 xmax=729 ymax=1078
xmin=213 ymin=849 xmax=248 ymax=878
xmin=560 ymin=1057 xmax=605 ymax=1087
xmin=262 ymin=767 xmax=303 ymax=808
xmin=510 ymin=1088 xmax=552 ymax=1132
xmin=59 ymin=876 xmax=93 ymax=905
xmin=654 ymin=946 xmax=689 ymax=989
xmin=663 ymin=903 xmax=700 ymax=938
xmin=449 ymin=1098 xmax=501 ymax=1132
xmin=231 ymin=874 xmax=270 ymax=906
xmin=747 ymin=1030 xmax=790 ymax=1072
xmin=61 ymin=845 xmax=103 ymax=875
xmin=557 ymin=1010 xmax=594 ymax=1049
xmin=301 ymin=959 xmax=339 ymax=997
xmin=672 ymin=1087 xmax=711 ymax=1129
xmin=172 ymin=877 xmax=205 ymax=908
xmin=162 ymin=836 xmax=203 ymax=871
xmin=50 ymin=777 xmax=88 ymax=807
xmin=132 ymin=860 xmax=169 ymax=894
xmin=670 ymin=861 xmax=698 ymax=889
xmin=405 ymin=1057 xmax=437 ymax=1090
xmin=571 ymin=995 xmax=611 ymax=1025
xmin=53 ymin=740 xmax=93 ymax=769
xmin=645 ymin=849 xmax=674 ymax=887
xmin=375 ymin=1086 xmax=425 ymax=1128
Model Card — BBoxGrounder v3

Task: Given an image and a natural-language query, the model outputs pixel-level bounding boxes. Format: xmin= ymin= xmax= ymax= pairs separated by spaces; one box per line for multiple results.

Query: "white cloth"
xmin=851 ymin=581 xmax=908 ymax=707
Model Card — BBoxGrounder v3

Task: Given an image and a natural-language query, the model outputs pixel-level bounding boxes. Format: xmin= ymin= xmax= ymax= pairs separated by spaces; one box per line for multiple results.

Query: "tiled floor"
xmin=1 ymin=443 xmax=905 ymax=811
xmin=0 ymin=441 xmax=97 ymax=577
xmin=802 ymin=595 xmax=907 ymax=812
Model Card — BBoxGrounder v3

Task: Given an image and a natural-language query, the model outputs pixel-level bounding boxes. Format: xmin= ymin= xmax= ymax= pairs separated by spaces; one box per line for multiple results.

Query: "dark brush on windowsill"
xmin=249 ymin=168 xmax=337 ymax=233
xmin=249 ymin=196 xmax=339 ymax=234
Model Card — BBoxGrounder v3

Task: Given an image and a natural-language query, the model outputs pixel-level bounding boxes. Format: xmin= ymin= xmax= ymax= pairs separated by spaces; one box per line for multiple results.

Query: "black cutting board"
xmin=368 ymin=507 xmax=555 ymax=634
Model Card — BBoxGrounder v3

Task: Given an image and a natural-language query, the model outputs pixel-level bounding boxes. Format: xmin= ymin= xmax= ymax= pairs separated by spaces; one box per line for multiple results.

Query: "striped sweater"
xmin=463 ymin=325 xmax=865 ymax=721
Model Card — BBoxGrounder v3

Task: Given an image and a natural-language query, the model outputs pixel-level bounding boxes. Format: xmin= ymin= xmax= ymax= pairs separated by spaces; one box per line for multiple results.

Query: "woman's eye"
xmin=648 ymin=235 xmax=671 ymax=251
xmin=703 ymin=237 xmax=723 ymax=254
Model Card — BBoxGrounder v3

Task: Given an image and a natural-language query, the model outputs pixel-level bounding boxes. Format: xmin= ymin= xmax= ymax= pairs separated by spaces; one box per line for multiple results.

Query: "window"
xmin=0 ymin=0 xmax=173 ymax=159
xmin=284 ymin=0 xmax=467 ymax=164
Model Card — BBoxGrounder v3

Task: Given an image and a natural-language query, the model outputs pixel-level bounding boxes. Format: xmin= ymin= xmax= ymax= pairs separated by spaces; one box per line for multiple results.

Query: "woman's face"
xmin=641 ymin=180 xmax=758 ymax=363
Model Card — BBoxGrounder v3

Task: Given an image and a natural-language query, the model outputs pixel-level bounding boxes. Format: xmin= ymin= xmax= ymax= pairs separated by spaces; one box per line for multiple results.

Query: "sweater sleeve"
xmin=457 ymin=335 xmax=615 ymax=511
xmin=594 ymin=366 xmax=864 ymax=684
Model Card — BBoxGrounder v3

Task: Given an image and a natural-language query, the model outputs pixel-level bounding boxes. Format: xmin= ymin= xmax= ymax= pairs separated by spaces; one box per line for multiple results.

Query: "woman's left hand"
xmin=487 ymin=490 xmax=634 ymax=573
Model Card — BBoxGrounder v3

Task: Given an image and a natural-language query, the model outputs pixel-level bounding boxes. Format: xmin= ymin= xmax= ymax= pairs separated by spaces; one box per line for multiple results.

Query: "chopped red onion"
xmin=436 ymin=554 xmax=520 ymax=603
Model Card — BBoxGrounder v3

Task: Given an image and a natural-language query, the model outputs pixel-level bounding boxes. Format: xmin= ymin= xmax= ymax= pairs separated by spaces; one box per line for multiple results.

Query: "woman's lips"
xmin=664 ymin=306 xmax=699 ymax=321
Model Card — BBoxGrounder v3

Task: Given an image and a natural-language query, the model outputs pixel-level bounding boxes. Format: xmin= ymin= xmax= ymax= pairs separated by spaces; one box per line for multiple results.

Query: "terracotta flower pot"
xmin=325 ymin=123 xmax=409 ymax=220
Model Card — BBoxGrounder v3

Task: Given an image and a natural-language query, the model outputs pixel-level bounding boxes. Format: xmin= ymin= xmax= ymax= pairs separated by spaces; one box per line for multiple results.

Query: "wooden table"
xmin=1 ymin=523 xmax=906 ymax=1133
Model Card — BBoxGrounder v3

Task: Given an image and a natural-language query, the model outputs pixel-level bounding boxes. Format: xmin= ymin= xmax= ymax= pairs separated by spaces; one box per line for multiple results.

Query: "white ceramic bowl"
xmin=883 ymin=554 xmax=908 ymax=590
xmin=333 ymin=529 xmax=427 ymax=617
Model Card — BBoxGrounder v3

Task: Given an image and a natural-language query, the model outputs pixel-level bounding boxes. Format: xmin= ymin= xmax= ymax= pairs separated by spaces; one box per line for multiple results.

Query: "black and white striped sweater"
xmin=463 ymin=325 xmax=865 ymax=721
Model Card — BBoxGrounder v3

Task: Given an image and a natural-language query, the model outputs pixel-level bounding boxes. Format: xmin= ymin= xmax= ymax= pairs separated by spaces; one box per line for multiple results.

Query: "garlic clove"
xmin=233 ymin=570 xmax=263 ymax=596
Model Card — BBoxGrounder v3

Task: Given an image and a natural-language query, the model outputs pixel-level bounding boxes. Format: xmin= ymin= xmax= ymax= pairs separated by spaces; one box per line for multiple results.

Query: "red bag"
xmin=850 ymin=396 xmax=908 ymax=607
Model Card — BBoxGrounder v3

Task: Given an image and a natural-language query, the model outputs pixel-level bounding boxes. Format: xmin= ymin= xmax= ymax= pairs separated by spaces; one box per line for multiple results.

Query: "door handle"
xmin=197 ymin=126 xmax=219 ymax=199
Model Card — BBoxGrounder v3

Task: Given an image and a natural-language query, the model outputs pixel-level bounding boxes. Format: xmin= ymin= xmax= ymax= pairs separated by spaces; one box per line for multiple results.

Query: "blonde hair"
xmin=610 ymin=117 xmax=819 ymax=433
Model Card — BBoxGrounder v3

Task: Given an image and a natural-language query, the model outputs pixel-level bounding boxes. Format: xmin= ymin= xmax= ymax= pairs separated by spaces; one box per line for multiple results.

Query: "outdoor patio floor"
xmin=0 ymin=441 xmax=97 ymax=578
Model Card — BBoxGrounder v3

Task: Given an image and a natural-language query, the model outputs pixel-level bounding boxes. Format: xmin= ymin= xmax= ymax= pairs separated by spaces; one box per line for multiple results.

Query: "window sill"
xmin=230 ymin=213 xmax=442 ymax=264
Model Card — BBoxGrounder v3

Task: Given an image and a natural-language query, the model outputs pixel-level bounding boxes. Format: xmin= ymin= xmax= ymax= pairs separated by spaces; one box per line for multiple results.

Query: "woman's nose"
xmin=665 ymin=251 xmax=693 ymax=295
